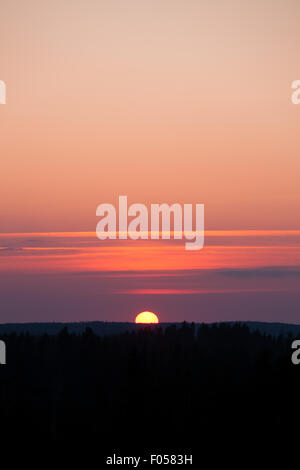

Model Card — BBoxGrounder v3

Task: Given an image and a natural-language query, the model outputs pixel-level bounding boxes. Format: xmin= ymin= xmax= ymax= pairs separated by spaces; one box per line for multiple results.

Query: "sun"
xmin=135 ymin=311 xmax=159 ymax=324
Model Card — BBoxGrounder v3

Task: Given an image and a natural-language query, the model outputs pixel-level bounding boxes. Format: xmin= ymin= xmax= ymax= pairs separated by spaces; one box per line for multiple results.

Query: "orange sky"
xmin=1 ymin=230 xmax=300 ymax=322
xmin=1 ymin=230 xmax=300 ymax=274
xmin=1 ymin=2 xmax=300 ymax=323
xmin=1 ymin=0 xmax=300 ymax=233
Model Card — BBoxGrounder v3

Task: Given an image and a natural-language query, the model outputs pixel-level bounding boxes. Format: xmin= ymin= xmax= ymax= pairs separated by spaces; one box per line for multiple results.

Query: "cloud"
xmin=0 ymin=247 xmax=19 ymax=253
xmin=218 ymin=266 xmax=300 ymax=278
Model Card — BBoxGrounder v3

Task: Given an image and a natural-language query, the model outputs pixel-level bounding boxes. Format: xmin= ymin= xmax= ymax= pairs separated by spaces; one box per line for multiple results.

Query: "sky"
xmin=1 ymin=1 xmax=300 ymax=323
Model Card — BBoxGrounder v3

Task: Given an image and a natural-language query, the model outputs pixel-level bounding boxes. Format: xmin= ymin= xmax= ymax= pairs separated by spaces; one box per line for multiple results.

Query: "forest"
xmin=0 ymin=322 xmax=298 ymax=461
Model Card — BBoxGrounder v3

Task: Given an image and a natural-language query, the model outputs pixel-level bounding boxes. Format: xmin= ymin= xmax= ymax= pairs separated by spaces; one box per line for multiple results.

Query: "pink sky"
xmin=1 ymin=1 xmax=300 ymax=232
xmin=0 ymin=1 xmax=300 ymax=323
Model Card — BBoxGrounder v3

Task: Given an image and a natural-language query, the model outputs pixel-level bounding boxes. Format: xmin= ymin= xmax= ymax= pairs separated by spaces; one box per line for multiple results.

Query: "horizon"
xmin=1 ymin=319 xmax=300 ymax=326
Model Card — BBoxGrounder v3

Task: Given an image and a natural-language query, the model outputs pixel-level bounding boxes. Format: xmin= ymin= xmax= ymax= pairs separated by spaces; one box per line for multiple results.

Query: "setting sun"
xmin=135 ymin=311 xmax=159 ymax=324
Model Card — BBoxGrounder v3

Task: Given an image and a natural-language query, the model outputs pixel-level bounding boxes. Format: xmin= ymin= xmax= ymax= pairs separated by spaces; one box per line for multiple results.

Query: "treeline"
xmin=0 ymin=322 xmax=299 ymax=453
